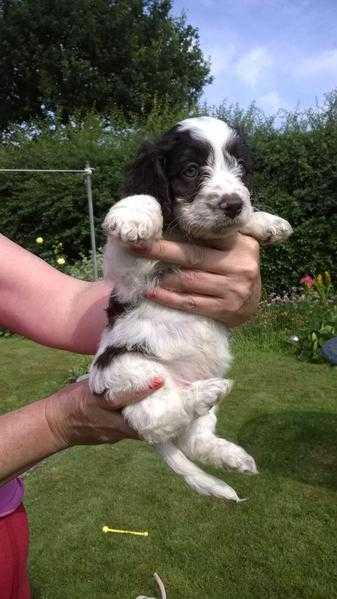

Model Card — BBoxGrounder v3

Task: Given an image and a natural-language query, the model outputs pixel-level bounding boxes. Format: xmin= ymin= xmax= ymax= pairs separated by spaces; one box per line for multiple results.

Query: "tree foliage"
xmin=0 ymin=0 xmax=211 ymax=129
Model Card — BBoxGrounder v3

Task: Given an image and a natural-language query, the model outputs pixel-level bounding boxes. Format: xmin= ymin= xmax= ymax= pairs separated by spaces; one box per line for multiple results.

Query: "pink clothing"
xmin=0 ymin=479 xmax=25 ymax=518
xmin=0 ymin=503 xmax=31 ymax=598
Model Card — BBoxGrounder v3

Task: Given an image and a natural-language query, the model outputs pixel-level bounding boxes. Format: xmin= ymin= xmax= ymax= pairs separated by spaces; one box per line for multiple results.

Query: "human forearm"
xmin=0 ymin=396 xmax=64 ymax=483
xmin=0 ymin=379 xmax=162 ymax=483
xmin=58 ymin=278 xmax=112 ymax=354
xmin=0 ymin=235 xmax=111 ymax=354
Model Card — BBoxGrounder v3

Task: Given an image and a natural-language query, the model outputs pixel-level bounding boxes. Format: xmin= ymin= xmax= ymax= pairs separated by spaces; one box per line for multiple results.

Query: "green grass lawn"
xmin=1 ymin=327 xmax=337 ymax=599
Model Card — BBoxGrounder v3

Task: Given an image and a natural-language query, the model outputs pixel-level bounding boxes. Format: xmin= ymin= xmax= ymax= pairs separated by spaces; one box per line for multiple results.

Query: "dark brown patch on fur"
xmin=94 ymin=345 xmax=127 ymax=369
xmin=105 ymin=295 xmax=131 ymax=327
xmin=94 ymin=343 xmax=155 ymax=370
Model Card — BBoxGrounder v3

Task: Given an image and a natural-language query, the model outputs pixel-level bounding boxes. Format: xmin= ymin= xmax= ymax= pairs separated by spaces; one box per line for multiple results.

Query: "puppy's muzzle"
xmin=218 ymin=193 xmax=243 ymax=219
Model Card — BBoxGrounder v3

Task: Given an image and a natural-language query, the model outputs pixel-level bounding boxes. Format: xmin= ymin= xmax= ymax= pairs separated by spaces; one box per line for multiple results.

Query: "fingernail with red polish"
xmin=146 ymin=290 xmax=156 ymax=298
xmin=130 ymin=243 xmax=148 ymax=253
xmin=148 ymin=377 xmax=163 ymax=390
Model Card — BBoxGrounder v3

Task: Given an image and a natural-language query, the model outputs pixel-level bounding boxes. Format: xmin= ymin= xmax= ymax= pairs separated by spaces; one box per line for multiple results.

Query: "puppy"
xmin=89 ymin=116 xmax=292 ymax=502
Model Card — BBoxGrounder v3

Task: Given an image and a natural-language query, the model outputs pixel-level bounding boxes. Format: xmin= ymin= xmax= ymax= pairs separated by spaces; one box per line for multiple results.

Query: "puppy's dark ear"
xmin=120 ymin=140 xmax=173 ymax=223
xmin=230 ymin=125 xmax=253 ymax=189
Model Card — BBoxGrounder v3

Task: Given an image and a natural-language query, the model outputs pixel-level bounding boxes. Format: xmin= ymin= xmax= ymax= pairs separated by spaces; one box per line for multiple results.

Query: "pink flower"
xmin=300 ymin=274 xmax=314 ymax=288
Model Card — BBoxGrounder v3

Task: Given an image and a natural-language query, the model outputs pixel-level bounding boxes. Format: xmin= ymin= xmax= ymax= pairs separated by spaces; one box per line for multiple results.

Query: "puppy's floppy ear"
xmin=120 ymin=139 xmax=173 ymax=223
xmin=230 ymin=125 xmax=253 ymax=189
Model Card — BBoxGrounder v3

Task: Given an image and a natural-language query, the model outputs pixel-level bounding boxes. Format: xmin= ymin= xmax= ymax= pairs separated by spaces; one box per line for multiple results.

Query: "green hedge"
xmin=0 ymin=114 xmax=137 ymax=259
xmin=0 ymin=98 xmax=336 ymax=292
xmin=251 ymin=122 xmax=337 ymax=292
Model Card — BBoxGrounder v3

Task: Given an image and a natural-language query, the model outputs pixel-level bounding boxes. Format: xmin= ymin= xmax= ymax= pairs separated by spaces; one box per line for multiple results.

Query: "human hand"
xmin=45 ymin=378 xmax=163 ymax=448
xmin=129 ymin=233 xmax=261 ymax=327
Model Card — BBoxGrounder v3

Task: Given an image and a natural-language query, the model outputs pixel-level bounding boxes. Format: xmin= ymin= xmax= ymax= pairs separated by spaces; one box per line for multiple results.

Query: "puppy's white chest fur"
xmin=107 ymin=293 xmax=231 ymax=385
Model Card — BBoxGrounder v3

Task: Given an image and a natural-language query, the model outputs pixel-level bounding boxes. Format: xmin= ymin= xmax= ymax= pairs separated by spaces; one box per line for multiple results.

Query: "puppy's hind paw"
xmin=185 ymin=378 xmax=233 ymax=417
xmin=220 ymin=442 xmax=258 ymax=474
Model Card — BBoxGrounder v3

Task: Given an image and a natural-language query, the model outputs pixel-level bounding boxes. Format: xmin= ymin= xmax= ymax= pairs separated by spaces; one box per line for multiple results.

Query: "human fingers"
xmin=160 ymin=270 xmax=231 ymax=297
xmin=49 ymin=380 xmax=163 ymax=446
xmin=129 ymin=235 xmax=259 ymax=277
xmin=146 ymin=284 xmax=259 ymax=326
xmin=128 ymin=239 xmax=229 ymax=274
xmin=146 ymin=287 xmax=226 ymax=319
xmin=102 ymin=377 xmax=164 ymax=409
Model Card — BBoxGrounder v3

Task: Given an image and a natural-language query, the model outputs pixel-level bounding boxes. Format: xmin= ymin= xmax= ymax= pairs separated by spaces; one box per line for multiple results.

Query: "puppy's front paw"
xmin=263 ymin=215 xmax=293 ymax=244
xmin=240 ymin=211 xmax=293 ymax=245
xmin=103 ymin=194 xmax=163 ymax=243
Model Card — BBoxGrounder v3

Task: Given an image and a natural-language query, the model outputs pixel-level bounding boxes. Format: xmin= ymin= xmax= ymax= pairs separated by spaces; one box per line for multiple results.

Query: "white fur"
xmin=179 ymin=116 xmax=234 ymax=150
xmin=90 ymin=117 xmax=292 ymax=501
xmin=240 ymin=210 xmax=293 ymax=243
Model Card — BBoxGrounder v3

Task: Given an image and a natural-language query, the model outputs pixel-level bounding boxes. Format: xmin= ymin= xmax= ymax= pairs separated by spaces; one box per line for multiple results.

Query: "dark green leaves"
xmin=0 ymin=0 xmax=211 ymax=130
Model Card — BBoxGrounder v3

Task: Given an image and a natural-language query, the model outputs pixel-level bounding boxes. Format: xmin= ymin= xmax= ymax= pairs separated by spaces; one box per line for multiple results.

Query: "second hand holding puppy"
xmin=129 ymin=233 xmax=261 ymax=327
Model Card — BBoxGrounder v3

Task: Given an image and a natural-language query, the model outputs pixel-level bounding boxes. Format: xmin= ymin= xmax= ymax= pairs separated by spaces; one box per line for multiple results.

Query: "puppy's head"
xmin=121 ymin=116 xmax=253 ymax=240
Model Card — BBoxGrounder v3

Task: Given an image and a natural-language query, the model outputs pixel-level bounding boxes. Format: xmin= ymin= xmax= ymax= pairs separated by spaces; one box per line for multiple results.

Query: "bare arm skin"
xmin=0 ymin=234 xmax=112 ymax=354
xmin=0 ymin=378 xmax=163 ymax=484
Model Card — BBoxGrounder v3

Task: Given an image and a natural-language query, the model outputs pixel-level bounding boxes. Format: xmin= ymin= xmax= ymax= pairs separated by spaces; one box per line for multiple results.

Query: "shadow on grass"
xmin=238 ymin=411 xmax=337 ymax=491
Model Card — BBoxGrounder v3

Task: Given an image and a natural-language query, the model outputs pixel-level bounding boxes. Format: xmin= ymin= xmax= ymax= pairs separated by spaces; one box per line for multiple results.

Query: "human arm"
xmin=0 ymin=234 xmax=113 ymax=354
xmin=0 ymin=378 xmax=162 ymax=484
xmin=0 ymin=233 xmax=259 ymax=359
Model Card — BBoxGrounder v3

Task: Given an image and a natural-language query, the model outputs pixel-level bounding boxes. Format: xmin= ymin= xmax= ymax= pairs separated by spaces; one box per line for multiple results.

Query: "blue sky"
xmin=172 ymin=0 xmax=337 ymax=114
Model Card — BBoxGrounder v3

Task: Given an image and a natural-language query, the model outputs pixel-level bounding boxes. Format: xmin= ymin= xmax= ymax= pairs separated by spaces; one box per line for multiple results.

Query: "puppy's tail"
xmin=155 ymin=441 xmax=242 ymax=502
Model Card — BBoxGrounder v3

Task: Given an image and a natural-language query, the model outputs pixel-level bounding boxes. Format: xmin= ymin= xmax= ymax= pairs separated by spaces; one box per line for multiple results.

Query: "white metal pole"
xmin=84 ymin=163 xmax=98 ymax=280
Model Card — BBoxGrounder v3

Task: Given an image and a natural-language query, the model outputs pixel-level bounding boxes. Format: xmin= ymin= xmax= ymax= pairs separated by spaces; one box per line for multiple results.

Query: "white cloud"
xmin=205 ymin=44 xmax=273 ymax=86
xmin=235 ymin=47 xmax=273 ymax=87
xmin=206 ymin=44 xmax=237 ymax=77
xmin=257 ymin=91 xmax=285 ymax=113
xmin=299 ymin=49 xmax=337 ymax=77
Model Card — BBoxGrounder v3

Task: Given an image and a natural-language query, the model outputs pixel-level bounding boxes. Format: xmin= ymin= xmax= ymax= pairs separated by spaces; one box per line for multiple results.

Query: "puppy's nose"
xmin=218 ymin=193 xmax=243 ymax=218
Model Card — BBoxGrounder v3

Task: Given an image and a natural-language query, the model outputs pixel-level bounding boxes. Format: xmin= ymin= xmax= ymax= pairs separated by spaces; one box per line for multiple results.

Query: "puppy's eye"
xmin=182 ymin=163 xmax=199 ymax=178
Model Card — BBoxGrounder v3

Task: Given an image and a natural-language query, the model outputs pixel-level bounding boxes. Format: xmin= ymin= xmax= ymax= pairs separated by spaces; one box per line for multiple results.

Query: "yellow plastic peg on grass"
xmin=102 ymin=525 xmax=149 ymax=537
